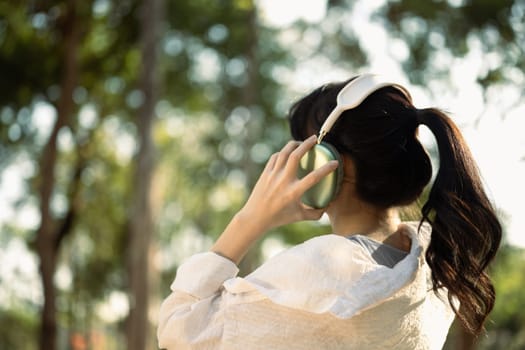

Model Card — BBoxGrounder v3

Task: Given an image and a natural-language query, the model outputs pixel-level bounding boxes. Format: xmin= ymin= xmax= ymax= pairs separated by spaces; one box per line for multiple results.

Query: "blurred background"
xmin=0 ymin=0 xmax=524 ymax=349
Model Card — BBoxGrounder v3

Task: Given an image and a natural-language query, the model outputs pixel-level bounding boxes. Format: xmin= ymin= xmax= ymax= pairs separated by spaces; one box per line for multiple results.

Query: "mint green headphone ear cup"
xmin=297 ymin=142 xmax=343 ymax=209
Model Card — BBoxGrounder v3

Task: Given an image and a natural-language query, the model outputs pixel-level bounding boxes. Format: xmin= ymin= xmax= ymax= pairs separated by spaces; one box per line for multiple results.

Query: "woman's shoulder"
xmin=401 ymin=220 xmax=432 ymax=249
xmin=223 ymin=233 xmax=377 ymax=315
xmin=227 ymin=233 xmax=373 ymax=295
xmin=270 ymin=233 xmax=374 ymax=268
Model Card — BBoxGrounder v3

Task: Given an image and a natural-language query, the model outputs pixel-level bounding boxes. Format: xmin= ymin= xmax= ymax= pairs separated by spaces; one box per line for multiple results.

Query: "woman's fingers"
xmin=245 ymin=135 xmax=335 ymax=229
xmin=273 ymin=135 xmax=317 ymax=171
xmin=297 ymin=159 xmax=339 ymax=192
xmin=287 ymin=135 xmax=317 ymax=170
xmin=273 ymin=140 xmax=301 ymax=170
xmin=263 ymin=152 xmax=279 ymax=172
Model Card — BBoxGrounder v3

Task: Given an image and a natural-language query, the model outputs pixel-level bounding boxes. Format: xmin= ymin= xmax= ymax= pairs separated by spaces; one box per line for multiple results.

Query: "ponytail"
xmin=417 ymin=108 xmax=502 ymax=334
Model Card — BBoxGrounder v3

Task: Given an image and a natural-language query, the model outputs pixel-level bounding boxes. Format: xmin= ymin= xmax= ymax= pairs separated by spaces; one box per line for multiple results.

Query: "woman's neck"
xmin=328 ymin=203 xmax=400 ymax=240
xmin=328 ymin=205 xmax=410 ymax=252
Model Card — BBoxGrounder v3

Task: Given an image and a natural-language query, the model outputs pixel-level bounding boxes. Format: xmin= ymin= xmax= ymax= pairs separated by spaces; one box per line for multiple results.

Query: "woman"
xmin=157 ymin=74 xmax=502 ymax=349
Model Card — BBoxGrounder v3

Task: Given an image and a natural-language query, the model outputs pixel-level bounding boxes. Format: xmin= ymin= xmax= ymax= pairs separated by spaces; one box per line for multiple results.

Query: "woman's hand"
xmin=211 ymin=135 xmax=339 ymax=264
xmin=239 ymin=135 xmax=339 ymax=231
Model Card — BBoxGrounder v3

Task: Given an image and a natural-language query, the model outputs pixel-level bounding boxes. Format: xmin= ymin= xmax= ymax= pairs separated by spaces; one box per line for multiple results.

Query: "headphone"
xmin=297 ymin=74 xmax=412 ymax=209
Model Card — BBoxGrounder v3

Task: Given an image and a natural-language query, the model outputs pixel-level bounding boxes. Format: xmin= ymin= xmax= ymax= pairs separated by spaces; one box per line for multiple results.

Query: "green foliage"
xmin=377 ymin=0 xmax=525 ymax=87
xmin=0 ymin=307 xmax=38 ymax=350
xmin=0 ymin=2 xmax=59 ymax=107
xmin=480 ymin=245 xmax=525 ymax=349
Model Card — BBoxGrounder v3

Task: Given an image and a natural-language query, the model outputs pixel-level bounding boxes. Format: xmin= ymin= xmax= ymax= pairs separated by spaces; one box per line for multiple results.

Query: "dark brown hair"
xmin=288 ymin=78 xmax=502 ymax=334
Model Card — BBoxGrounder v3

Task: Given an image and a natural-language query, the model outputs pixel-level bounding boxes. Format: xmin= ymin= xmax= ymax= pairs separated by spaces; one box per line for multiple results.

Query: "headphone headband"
xmin=318 ymin=74 xmax=412 ymax=143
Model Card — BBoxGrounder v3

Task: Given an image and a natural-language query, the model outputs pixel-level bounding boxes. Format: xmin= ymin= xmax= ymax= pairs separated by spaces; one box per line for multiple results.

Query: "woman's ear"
xmin=341 ymin=154 xmax=357 ymax=185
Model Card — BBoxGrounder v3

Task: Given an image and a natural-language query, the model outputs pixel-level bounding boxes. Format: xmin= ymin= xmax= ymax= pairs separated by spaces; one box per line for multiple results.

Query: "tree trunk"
xmin=36 ymin=1 xmax=79 ymax=349
xmin=126 ymin=0 xmax=161 ymax=349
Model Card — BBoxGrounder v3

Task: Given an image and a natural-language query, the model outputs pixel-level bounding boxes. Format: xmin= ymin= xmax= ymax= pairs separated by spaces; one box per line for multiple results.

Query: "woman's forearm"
xmin=210 ymin=211 xmax=267 ymax=265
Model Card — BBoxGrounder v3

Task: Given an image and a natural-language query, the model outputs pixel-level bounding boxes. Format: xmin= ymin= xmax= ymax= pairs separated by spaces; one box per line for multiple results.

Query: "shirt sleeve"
xmin=157 ymin=252 xmax=239 ymax=350
xmin=171 ymin=252 xmax=239 ymax=298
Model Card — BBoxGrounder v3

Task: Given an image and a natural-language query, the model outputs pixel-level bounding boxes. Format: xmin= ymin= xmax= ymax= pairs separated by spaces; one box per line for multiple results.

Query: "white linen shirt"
xmin=157 ymin=222 xmax=455 ymax=349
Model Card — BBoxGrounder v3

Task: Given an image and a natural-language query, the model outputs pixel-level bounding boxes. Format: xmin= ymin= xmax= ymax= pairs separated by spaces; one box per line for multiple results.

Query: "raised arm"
xmin=211 ymin=135 xmax=338 ymax=264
